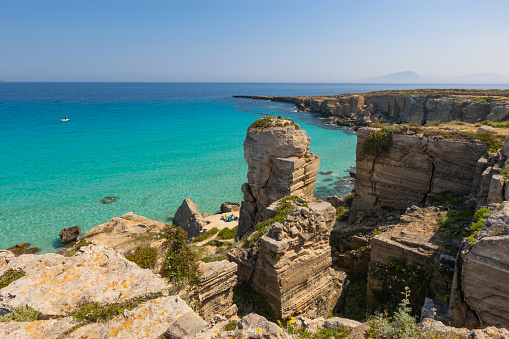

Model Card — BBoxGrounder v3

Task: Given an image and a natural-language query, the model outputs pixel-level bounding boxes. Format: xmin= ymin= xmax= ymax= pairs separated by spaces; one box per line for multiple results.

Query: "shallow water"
xmin=0 ymin=82 xmax=502 ymax=252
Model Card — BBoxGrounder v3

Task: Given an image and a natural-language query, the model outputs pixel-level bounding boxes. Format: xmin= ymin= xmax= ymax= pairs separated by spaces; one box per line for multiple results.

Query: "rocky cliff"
xmin=237 ymin=117 xmax=320 ymax=239
xmin=352 ymin=127 xmax=490 ymax=213
xmin=235 ymin=89 xmax=509 ymax=127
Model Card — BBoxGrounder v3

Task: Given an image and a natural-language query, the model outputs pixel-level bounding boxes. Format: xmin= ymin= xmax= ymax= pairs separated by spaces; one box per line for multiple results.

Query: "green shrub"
xmin=223 ymin=320 xmax=237 ymax=331
xmin=339 ymin=275 xmax=369 ymax=321
xmin=0 ymin=268 xmax=26 ymax=289
xmin=161 ymin=226 xmax=201 ymax=287
xmin=0 ymin=305 xmax=40 ymax=322
xmin=217 ymin=226 xmax=238 ymax=240
xmin=362 ymin=128 xmax=393 ymax=155
xmin=430 ymin=191 xmax=465 ymax=207
xmin=251 ymin=116 xmax=299 ymax=130
xmin=284 ymin=319 xmax=351 ymax=338
xmin=71 ymin=293 xmax=161 ymax=323
xmin=192 ymin=227 xmax=219 ymax=243
xmin=125 ymin=246 xmax=158 ymax=269
xmin=336 ymin=207 xmax=349 ymax=221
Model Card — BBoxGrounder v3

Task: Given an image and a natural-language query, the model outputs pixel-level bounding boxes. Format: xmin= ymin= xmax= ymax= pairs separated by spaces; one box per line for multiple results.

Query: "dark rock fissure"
xmin=421 ymin=96 xmax=430 ymax=125
xmin=369 ymin=155 xmax=380 ymax=206
xmin=421 ymin=139 xmax=436 ymax=205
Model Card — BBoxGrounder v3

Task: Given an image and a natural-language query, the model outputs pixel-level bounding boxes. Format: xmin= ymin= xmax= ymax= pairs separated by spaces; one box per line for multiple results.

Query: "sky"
xmin=1 ymin=0 xmax=509 ymax=82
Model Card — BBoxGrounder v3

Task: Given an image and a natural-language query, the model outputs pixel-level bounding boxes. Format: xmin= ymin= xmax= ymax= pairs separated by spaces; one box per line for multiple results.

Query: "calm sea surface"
xmin=0 ymin=82 xmax=505 ymax=252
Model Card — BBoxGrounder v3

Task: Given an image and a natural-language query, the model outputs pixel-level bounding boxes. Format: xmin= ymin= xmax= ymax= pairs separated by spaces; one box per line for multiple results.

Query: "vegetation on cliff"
xmin=251 ymin=116 xmax=300 ymax=130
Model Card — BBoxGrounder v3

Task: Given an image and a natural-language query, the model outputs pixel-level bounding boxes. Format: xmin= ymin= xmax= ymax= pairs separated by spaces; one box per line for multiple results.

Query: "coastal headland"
xmin=2 ymin=94 xmax=509 ymax=337
xmin=235 ymin=88 xmax=509 ymax=128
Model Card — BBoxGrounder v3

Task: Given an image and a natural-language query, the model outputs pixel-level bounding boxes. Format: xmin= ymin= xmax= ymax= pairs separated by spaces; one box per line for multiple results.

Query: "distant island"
xmin=0 ymin=78 xmax=5 ymax=82
xmin=364 ymin=71 xmax=509 ymax=84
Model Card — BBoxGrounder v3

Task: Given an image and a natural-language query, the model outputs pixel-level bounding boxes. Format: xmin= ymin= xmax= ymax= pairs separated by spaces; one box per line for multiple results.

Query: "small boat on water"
xmin=61 ymin=118 xmax=70 ymax=122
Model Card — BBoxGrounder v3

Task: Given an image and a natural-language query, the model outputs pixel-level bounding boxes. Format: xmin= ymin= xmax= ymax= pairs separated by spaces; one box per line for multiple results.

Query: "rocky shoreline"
xmin=234 ymin=89 xmax=509 ymax=128
xmin=2 ymin=109 xmax=509 ymax=338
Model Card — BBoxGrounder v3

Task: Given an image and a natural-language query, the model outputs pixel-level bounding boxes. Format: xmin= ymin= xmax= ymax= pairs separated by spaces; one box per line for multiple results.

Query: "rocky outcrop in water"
xmin=237 ymin=117 xmax=320 ymax=239
xmin=230 ymin=198 xmax=346 ymax=320
xmin=59 ymin=225 xmax=81 ymax=244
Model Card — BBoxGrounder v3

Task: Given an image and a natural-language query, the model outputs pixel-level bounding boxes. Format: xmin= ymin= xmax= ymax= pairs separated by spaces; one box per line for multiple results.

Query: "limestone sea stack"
xmin=237 ymin=117 xmax=320 ymax=238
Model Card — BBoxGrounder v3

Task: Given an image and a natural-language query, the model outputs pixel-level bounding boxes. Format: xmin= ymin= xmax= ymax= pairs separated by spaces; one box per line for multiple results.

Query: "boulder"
xmin=0 ymin=245 xmax=168 ymax=317
xmin=0 ymin=250 xmax=14 ymax=270
xmin=58 ymin=225 xmax=82 ymax=244
xmin=221 ymin=202 xmax=240 ymax=213
xmin=0 ymin=317 xmax=78 ymax=339
xmin=165 ymin=310 xmax=208 ymax=339
xmin=174 ymin=197 xmax=207 ymax=238
xmin=234 ymin=313 xmax=287 ymax=339
xmin=324 ymin=317 xmax=362 ymax=330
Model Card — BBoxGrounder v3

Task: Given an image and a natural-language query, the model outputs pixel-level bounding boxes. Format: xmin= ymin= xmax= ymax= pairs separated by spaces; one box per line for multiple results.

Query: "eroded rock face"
xmin=195 ymin=260 xmax=238 ymax=320
xmin=449 ymin=202 xmax=509 ymax=328
xmin=230 ymin=199 xmax=345 ymax=320
xmin=0 ymin=245 xmax=168 ymax=317
xmin=174 ymin=197 xmax=207 ymax=238
xmin=352 ymin=128 xmax=488 ymax=212
xmin=238 ymin=119 xmax=320 ymax=238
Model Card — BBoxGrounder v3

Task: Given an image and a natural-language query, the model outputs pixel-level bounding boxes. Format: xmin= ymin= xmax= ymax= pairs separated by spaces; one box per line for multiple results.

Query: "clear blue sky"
xmin=1 ymin=0 xmax=508 ymax=82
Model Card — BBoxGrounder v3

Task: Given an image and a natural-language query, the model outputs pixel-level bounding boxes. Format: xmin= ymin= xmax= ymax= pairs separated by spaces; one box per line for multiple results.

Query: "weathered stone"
xmin=0 ymin=245 xmax=168 ymax=317
xmin=420 ymin=298 xmax=450 ymax=323
xmin=230 ymin=199 xmax=345 ymax=319
xmin=487 ymin=105 xmax=509 ymax=122
xmin=58 ymin=225 xmax=82 ymax=244
xmin=418 ymin=319 xmax=472 ymax=338
xmin=69 ymin=296 xmax=194 ymax=339
xmin=174 ymin=197 xmax=207 ymax=238
xmin=234 ymin=313 xmax=287 ymax=339
xmin=352 ymin=128 xmax=488 ymax=212
xmin=6 ymin=243 xmax=39 ymax=256
xmin=0 ymin=317 xmax=78 ymax=339
xmin=324 ymin=317 xmax=362 ymax=330
xmin=195 ymin=260 xmax=238 ymax=320
xmin=221 ymin=202 xmax=240 ymax=213
xmin=0 ymin=250 xmax=14 ymax=270
xmin=165 ymin=310 xmax=208 ymax=339
xmin=238 ymin=118 xmax=320 ymax=238
xmin=71 ymin=213 xmax=167 ymax=274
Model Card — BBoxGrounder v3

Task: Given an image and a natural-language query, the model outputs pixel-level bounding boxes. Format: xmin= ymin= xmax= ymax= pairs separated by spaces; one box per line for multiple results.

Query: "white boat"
xmin=61 ymin=118 xmax=70 ymax=122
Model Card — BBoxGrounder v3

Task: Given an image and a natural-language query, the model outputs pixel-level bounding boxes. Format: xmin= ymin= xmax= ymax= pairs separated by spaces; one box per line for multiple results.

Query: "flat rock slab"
xmin=69 ymin=296 xmax=193 ymax=338
xmin=0 ymin=317 xmax=78 ymax=339
xmin=0 ymin=245 xmax=168 ymax=317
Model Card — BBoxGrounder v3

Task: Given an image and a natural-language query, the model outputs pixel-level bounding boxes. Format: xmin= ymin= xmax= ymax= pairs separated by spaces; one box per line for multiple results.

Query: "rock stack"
xmin=237 ymin=117 xmax=320 ymax=238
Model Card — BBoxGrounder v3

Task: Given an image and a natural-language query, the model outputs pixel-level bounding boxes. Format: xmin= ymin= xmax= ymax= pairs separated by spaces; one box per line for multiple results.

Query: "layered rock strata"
xmin=449 ymin=202 xmax=509 ymax=328
xmin=230 ymin=198 xmax=346 ymax=320
xmin=194 ymin=260 xmax=238 ymax=320
xmin=238 ymin=118 xmax=320 ymax=238
xmin=352 ymin=127 xmax=489 ymax=213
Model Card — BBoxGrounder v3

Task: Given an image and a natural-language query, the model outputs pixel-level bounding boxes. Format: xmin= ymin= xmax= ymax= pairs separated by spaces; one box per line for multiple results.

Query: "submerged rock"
xmin=6 ymin=243 xmax=39 ymax=256
xmin=100 ymin=195 xmax=119 ymax=204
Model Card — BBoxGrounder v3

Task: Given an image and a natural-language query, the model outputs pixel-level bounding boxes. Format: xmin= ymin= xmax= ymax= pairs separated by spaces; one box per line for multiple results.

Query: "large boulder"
xmin=174 ymin=197 xmax=207 ymax=238
xmin=59 ymin=225 xmax=82 ymax=244
xmin=238 ymin=118 xmax=320 ymax=238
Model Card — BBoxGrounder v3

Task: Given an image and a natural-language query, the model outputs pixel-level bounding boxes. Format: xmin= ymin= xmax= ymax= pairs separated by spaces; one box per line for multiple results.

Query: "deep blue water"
xmin=1 ymin=82 xmax=506 ymax=252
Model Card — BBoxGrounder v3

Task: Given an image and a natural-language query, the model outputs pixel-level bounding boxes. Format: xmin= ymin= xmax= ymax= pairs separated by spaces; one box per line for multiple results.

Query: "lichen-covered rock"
xmin=0 ymin=317 xmax=78 ymax=339
xmin=231 ymin=199 xmax=345 ymax=319
xmin=0 ymin=250 xmax=14 ymax=270
xmin=165 ymin=309 xmax=208 ymax=339
xmin=232 ymin=313 xmax=287 ymax=339
xmin=59 ymin=225 xmax=82 ymax=244
xmin=237 ymin=118 xmax=320 ymax=238
xmin=0 ymin=245 xmax=168 ymax=317
xmin=195 ymin=260 xmax=238 ymax=320
xmin=174 ymin=197 xmax=207 ymax=238
xmin=68 ymin=296 xmax=194 ymax=338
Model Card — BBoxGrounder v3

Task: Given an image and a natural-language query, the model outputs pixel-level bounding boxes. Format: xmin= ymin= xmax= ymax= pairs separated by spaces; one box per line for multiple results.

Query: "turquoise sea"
xmin=1 ymin=83 xmax=504 ymax=252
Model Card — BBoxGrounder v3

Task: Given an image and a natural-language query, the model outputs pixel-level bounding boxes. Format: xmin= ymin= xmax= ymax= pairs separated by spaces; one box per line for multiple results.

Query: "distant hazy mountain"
xmin=364 ymin=71 xmax=509 ymax=84
xmin=0 ymin=78 xmax=5 ymax=82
